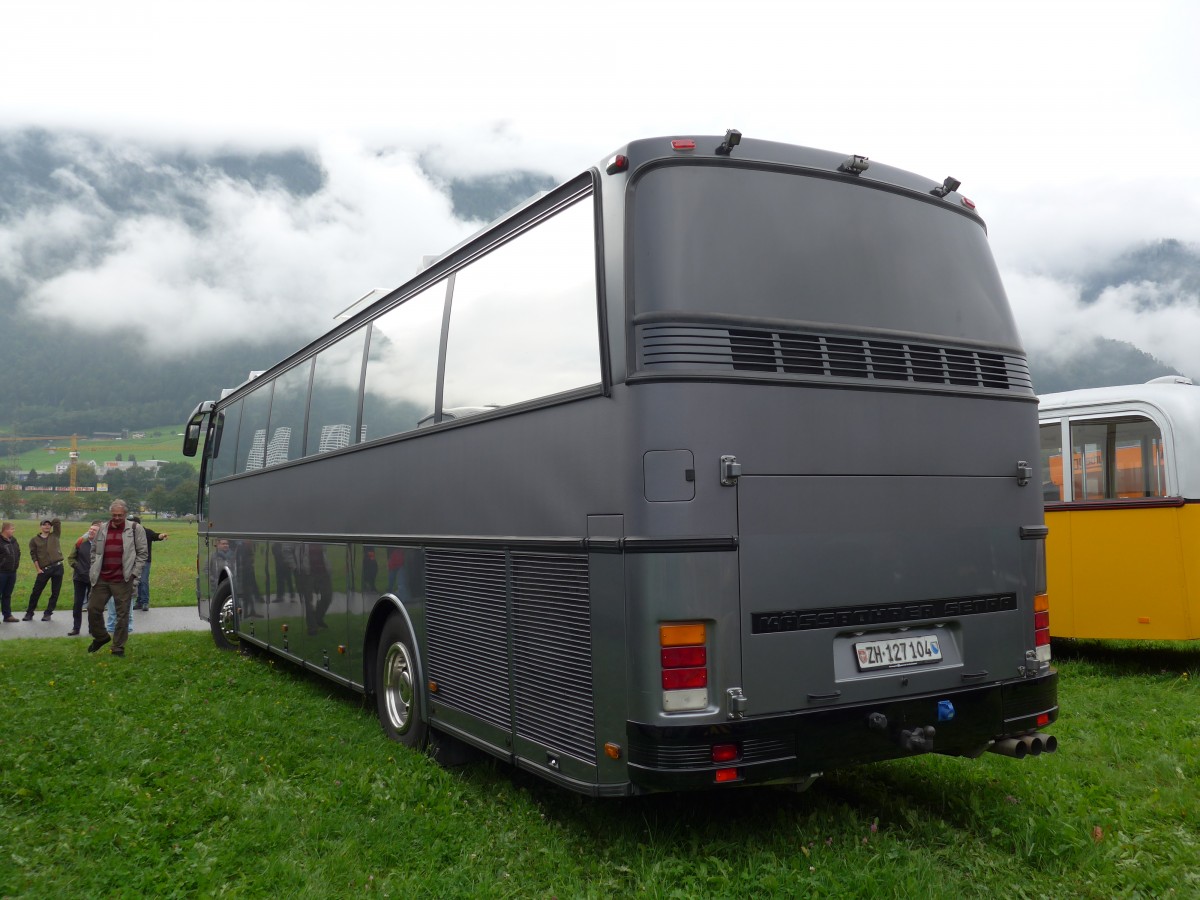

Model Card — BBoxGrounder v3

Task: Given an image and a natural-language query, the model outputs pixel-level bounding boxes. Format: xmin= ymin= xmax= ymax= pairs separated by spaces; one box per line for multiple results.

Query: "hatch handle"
xmin=720 ymin=455 xmax=742 ymax=486
xmin=1016 ymin=460 xmax=1033 ymax=486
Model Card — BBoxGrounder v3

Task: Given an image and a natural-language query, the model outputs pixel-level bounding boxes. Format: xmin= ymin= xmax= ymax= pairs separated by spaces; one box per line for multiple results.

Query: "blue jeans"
xmin=136 ymin=562 xmax=152 ymax=608
xmin=106 ymin=595 xmax=134 ymax=634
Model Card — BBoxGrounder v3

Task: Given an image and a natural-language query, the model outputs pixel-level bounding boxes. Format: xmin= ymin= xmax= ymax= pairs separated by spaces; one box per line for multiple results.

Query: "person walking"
xmin=86 ymin=500 xmax=147 ymax=658
xmin=0 ymin=521 xmax=20 ymax=623
xmin=129 ymin=515 xmax=167 ymax=611
xmin=24 ymin=517 xmax=64 ymax=621
xmin=67 ymin=521 xmax=100 ymax=636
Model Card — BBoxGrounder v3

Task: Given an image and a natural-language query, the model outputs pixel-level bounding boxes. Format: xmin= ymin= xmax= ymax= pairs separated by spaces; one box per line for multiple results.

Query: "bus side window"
xmin=236 ymin=381 xmax=274 ymax=474
xmin=1038 ymin=422 xmax=1064 ymax=502
xmin=306 ymin=326 xmax=368 ymax=456
xmin=360 ymin=281 xmax=445 ymax=441
xmin=442 ymin=195 xmax=600 ymax=411
xmin=210 ymin=401 xmax=241 ymax=482
xmin=266 ymin=361 xmax=313 ymax=465
xmin=1069 ymin=415 xmax=1168 ymax=500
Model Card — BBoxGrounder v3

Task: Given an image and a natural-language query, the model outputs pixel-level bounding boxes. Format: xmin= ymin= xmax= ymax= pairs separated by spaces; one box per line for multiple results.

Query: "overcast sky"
xmin=3 ymin=0 xmax=1199 ymax=375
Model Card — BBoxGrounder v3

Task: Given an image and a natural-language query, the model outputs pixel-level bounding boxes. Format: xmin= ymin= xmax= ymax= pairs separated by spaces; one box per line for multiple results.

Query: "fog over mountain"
xmin=0 ymin=127 xmax=1194 ymax=433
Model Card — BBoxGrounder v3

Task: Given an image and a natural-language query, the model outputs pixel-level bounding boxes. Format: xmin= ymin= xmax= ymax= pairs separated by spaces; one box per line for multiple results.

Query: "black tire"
xmin=375 ymin=615 xmax=428 ymax=750
xmin=210 ymin=580 xmax=239 ymax=651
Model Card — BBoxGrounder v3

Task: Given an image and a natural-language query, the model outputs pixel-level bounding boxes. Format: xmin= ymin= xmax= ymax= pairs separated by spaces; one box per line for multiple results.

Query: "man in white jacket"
xmin=86 ymin=499 xmax=148 ymax=658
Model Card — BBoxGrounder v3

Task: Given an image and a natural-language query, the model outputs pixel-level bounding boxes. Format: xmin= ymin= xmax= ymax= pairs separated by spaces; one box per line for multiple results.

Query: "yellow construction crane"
xmin=0 ymin=434 xmax=116 ymax=492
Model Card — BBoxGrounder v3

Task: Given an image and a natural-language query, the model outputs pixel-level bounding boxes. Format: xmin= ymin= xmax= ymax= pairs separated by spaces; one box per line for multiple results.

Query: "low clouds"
xmin=3 ymin=128 xmax=1199 ymax=387
xmin=5 ymin=133 xmax=476 ymax=354
xmin=1004 ymin=267 xmax=1200 ymax=380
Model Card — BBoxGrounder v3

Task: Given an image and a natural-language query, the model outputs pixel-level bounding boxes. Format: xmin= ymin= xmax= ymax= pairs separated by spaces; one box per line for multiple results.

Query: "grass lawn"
xmin=0 ymin=633 xmax=1195 ymax=897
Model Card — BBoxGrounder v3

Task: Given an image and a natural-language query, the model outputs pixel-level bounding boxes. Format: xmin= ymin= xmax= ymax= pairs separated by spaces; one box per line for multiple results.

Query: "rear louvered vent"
xmin=512 ymin=553 xmax=596 ymax=764
xmin=426 ymin=550 xmax=511 ymax=731
xmin=639 ymin=324 xmax=1032 ymax=392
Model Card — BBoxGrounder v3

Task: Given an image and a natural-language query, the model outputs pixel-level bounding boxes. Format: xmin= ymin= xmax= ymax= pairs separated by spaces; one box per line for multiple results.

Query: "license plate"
xmin=855 ymin=634 xmax=942 ymax=671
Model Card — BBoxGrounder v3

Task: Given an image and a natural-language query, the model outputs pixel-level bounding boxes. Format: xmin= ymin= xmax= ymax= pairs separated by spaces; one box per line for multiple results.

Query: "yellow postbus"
xmin=1038 ymin=377 xmax=1200 ymax=640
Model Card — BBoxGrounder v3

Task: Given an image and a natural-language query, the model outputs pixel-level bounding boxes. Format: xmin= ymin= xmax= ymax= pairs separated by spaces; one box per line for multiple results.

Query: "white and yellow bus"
xmin=1038 ymin=377 xmax=1200 ymax=640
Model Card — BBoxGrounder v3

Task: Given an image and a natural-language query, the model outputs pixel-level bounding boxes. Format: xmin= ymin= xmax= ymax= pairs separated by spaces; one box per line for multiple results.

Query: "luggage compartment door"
xmin=737 ymin=475 xmax=1029 ymax=715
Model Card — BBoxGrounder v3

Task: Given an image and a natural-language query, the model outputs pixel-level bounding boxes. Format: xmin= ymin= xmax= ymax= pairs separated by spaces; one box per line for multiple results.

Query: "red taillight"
xmin=662 ymin=667 xmax=708 ymax=690
xmin=711 ymin=743 xmax=740 ymax=763
xmin=1033 ymin=592 xmax=1052 ymax=655
xmin=661 ymin=646 xmax=706 ymax=668
xmin=660 ymin=622 xmax=709 ymax=711
xmin=714 ymin=767 xmax=740 ymax=783
xmin=1037 ymin=713 xmax=1051 ymax=728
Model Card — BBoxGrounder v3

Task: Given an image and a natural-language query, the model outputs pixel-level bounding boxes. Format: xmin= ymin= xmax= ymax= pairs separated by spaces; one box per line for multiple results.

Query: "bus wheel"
xmin=210 ymin=581 xmax=239 ymax=651
xmin=376 ymin=615 xmax=428 ymax=750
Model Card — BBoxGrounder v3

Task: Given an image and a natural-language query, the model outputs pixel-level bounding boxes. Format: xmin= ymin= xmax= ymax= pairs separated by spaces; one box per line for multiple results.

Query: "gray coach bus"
xmin=182 ymin=132 xmax=1058 ymax=795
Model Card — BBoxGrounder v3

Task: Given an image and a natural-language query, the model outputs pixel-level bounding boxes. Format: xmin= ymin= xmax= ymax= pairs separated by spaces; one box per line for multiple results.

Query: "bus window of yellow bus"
xmin=1068 ymin=417 xmax=1166 ymax=501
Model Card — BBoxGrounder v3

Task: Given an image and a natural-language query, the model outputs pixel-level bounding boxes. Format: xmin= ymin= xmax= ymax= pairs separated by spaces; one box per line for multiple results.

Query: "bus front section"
xmin=613 ymin=136 xmax=1057 ymax=791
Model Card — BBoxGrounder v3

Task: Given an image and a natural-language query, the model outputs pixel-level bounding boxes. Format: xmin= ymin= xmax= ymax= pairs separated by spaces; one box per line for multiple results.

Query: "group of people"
xmin=0 ymin=501 xmax=168 ymax=657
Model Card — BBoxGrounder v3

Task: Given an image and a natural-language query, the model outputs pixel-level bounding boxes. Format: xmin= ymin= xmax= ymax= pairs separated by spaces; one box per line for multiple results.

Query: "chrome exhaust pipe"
xmin=990 ymin=737 xmax=1029 ymax=759
xmin=988 ymin=732 xmax=1058 ymax=759
xmin=1034 ymin=732 xmax=1058 ymax=754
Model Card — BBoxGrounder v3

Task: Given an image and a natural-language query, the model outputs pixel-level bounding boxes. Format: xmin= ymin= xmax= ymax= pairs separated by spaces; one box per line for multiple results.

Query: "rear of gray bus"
xmin=601 ymin=136 xmax=1057 ymax=791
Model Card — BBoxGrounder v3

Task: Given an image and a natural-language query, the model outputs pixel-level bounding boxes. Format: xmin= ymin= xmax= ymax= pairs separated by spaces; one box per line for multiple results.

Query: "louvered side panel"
xmin=637 ymin=323 xmax=1034 ymax=394
xmin=511 ymin=553 xmax=596 ymax=764
xmin=425 ymin=550 xmax=511 ymax=730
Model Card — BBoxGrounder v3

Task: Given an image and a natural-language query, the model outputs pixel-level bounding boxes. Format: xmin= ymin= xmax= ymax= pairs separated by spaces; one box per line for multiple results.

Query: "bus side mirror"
xmin=183 ymin=422 xmax=201 ymax=457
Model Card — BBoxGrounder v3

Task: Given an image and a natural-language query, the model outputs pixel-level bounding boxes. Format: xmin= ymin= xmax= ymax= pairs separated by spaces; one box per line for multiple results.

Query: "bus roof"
xmin=614 ymin=134 xmax=985 ymax=224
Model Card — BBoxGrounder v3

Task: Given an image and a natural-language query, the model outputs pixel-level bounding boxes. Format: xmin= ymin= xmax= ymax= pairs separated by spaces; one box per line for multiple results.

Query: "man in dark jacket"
xmin=129 ymin=515 xmax=168 ymax=611
xmin=67 ymin=521 xmax=101 ymax=636
xmin=25 ymin=518 xmax=64 ymax=621
xmin=0 ymin=521 xmax=20 ymax=623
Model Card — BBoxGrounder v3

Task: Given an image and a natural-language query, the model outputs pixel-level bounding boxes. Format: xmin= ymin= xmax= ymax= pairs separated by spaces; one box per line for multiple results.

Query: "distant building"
xmin=319 ymin=424 xmax=351 ymax=453
xmin=265 ymin=427 xmax=292 ymax=467
xmin=94 ymin=458 xmax=168 ymax=473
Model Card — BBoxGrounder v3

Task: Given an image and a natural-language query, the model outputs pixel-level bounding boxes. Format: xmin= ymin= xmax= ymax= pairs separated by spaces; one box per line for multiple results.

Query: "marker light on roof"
xmin=671 ymin=139 xmax=696 ymax=151
xmin=605 ymin=154 xmax=628 ymax=175
xmin=961 ymin=197 xmax=977 ymax=210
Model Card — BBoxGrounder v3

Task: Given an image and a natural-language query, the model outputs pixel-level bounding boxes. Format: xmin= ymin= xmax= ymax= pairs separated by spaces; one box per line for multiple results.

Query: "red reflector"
xmin=711 ymin=743 xmax=739 ymax=763
xmin=961 ymin=196 xmax=977 ymax=209
xmin=662 ymin=667 xmax=708 ymax=690
xmin=605 ymin=154 xmax=628 ymax=175
xmin=1037 ymin=713 xmax=1050 ymax=727
xmin=671 ymin=139 xmax=696 ymax=151
xmin=714 ymin=767 xmax=739 ymax=783
xmin=1034 ymin=611 xmax=1050 ymax=630
xmin=661 ymin=646 xmax=706 ymax=668
xmin=1035 ymin=629 xmax=1050 ymax=647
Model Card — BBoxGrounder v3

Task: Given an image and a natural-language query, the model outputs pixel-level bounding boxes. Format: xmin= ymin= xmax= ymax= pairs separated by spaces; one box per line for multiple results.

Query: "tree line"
xmin=1 ymin=461 xmax=199 ymax=520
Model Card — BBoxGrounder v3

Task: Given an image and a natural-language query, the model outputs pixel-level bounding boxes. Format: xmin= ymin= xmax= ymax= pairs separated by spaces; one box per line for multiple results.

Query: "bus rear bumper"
xmin=625 ymin=670 xmax=1058 ymax=792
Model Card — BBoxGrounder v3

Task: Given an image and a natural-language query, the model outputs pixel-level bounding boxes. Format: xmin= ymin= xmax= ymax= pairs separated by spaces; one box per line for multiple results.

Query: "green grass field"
xmin=1 ymin=518 xmax=198 ymax=613
xmin=0 ymin=628 xmax=1195 ymax=897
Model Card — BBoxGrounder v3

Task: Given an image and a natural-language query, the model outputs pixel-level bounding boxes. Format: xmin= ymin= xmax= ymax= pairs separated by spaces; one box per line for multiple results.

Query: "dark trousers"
xmin=72 ymin=578 xmax=90 ymax=632
xmin=0 ymin=571 xmax=16 ymax=618
xmin=301 ymin=573 xmax=333 ymax=634
xmin=88 ymin=580 xmax=134 ymax=653
xmin=27 ymin=565 xmax=64 ymax=616
xmin=273 ymin=555 xmax=294 ymax=600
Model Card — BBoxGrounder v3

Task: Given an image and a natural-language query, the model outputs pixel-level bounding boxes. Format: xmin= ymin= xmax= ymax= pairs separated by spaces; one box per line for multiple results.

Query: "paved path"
xmin=0 ymin=605 xmax=208 ymax=640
